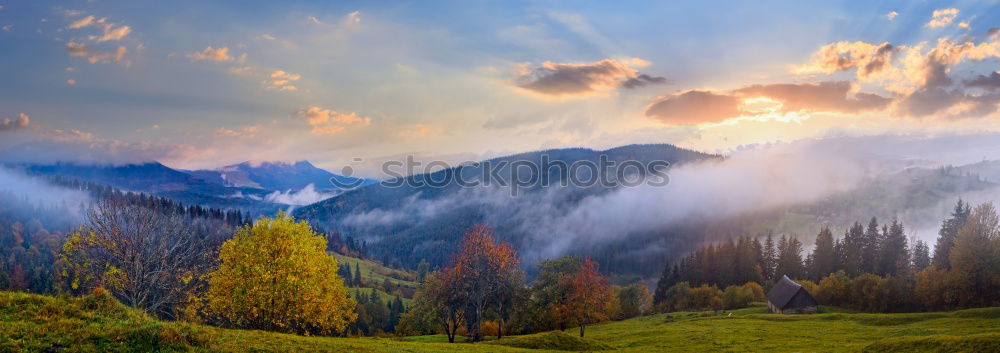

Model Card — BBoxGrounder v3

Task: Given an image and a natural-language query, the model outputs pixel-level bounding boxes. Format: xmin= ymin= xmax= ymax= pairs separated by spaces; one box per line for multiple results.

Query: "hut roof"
xmin=767 ymin=275 xmax=812 ymax=309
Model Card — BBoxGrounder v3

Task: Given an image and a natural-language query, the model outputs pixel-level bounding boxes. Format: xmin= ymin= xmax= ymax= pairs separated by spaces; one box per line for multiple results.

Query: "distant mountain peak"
xmin=189 ymin=159 xmax=359 ymax=192
xmin=225 ymin=160 xmax=320 ymax=170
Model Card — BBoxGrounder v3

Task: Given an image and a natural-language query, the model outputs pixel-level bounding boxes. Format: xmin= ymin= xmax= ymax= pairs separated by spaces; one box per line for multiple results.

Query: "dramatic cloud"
xmin=734 ymin=81 xmax=891 ymax=113
xmin=0 ymin=113 xmax=30 ymax=131
xmin=296 ymin=106 xmax=371 ymax=135
xmin=907 ymin=37 xmax=1000 ymax=90
xmin=926 ymin=8 xmax=959 ymax=29
xmin=789 ymin=31 xmax=1000 ymax=119
xmin=645 ymin=82 xmax=891 ymax=124
xmin=645 ymin=90 xmax=742 ymax=124
xmin=794 ymin=41 xmax=897 ymax=81
xmin=514 ymin=58 xmax=666 ymax=97
xmin=188 ymin=46 xmax=233 ymax=62
xmin=268 ymin=70 xmax=301 ymax=91
xmin=66 ymin=42 xmax=127 ymax=65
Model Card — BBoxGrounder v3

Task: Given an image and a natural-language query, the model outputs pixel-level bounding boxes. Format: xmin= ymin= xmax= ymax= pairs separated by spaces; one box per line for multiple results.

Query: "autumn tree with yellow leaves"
xmin=205 ymin=213 xmax=356 ymax=335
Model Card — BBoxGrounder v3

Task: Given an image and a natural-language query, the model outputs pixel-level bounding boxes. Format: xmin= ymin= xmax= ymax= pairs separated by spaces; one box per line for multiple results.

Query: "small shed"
xmin=766 ymin=275 xmax=818 ymax=314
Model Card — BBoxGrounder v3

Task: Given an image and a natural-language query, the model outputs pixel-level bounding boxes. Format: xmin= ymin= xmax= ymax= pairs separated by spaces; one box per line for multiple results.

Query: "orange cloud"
xmin=0 ymin=113 xmax=30 ymax=131
xmin=645 ymin=90 xmax=742 ymax=124
xmin=734 ymin=82 xmax=891 ymax=113
xmin=794 ymin=41 xmax=897 ymax=81
xmin=268 ymin=70 xmax=301 ymax=91
xmin=790 ymin=31 xmax=1000 ymax=119
xmin=646 ymin=82 xmax=891 ymax=125
xmin=926 ymin=8 xmax=959 ymax=29
xmin=296 ymin=106 xmax=371 ymax=135
xmin=67 ymin=15 xmax=95 ymax=29
xmin=66 ymin=14 xmax=131 ymax=42
xmin=188 ymin=46 xmax=233 ymax=62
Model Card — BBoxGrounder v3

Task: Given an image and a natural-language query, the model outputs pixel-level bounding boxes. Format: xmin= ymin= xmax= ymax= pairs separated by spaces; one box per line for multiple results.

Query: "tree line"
xmin=653 ymin=199 xmax=1000 ymax=313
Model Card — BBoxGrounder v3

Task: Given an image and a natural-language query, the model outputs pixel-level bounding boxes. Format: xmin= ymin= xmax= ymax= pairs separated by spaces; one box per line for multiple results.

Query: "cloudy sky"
xmin=0 ymin=0 xmax=998 ymax=174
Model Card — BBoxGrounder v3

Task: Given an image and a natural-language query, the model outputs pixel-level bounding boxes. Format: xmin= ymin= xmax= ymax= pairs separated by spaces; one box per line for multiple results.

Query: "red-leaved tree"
xmin=448 ymin=225 xmax=522 ymax=342
xmin=558 ymin=257 xmax=614 ymax=337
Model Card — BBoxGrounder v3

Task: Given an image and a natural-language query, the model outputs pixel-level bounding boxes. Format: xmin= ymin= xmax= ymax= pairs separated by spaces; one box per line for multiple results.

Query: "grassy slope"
xmin=0 ymin=291 xmax=532 ymax=353
xmin=334 ymin=253 xmax=418 ymax=306
xmin=2 ymin=292 xmax=999 ymax=352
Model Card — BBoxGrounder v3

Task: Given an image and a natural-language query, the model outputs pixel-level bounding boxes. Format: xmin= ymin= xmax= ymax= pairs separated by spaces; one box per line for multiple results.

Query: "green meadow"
xmin=3 ymin=291 xmax=999 ymax=352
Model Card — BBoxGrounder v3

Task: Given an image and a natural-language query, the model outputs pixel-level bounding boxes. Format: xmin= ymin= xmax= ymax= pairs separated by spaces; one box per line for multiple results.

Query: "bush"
xmin=741 ymin=282 xmax=765 ymax=302
xmin=817 ymin=271 xmax=852 ymax=307
xmin=690 ymin=285 xmax=723 ymax=311
xmin=722 ymin=285 xmax=754 ymax=309
xmin=480 ymin=321 xmax=499 ymax=337
xmin=616 ymin=284 xmax=653 ymax=319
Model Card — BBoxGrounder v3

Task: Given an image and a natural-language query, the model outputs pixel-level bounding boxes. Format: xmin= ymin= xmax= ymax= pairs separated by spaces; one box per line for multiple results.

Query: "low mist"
xmin=0 ymin=166 xmax=91 ymax=219
xmin=265 ymin=184 xmax=337 ymax=207
xmin=338 ymin=133 xmax=1000 ymax=266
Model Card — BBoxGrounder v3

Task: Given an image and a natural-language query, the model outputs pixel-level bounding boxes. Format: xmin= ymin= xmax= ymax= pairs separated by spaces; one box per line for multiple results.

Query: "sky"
xmin=0 ymin=0 xmax=999 ymax=175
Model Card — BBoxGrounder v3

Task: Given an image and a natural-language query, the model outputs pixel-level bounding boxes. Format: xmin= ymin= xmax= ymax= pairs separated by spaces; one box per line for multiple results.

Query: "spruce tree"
xmin=653 ymin=262 xmax=677 ymax=305
xmin=810 ymin=227 xmax=837 ymax=280
xmin=416 ymin=259 xmax=430 ymax=283
xmin=878 ymin=220 xmax=909 ymax=277
xmin=912 ymin=239 xmax=931 ymax=271
xmin=933 ymin=199 xmax=971 ymax=270
xmin=354 ymin=263 xmax=363 ymax=286
xmin=861 ymin=218 xmax=881 ymax=274
xmin=762 ymin=233 xmax=777 ymax=280
xmin=776 ymin=235 xmax=804 ymax=279
xmin=841 ymin=222 xmax=865 ymax=276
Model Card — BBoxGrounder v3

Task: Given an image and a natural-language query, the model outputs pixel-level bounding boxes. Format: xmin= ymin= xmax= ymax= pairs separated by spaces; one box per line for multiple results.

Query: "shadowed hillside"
xmin=293 ymin=144 xmax=719 ymax=271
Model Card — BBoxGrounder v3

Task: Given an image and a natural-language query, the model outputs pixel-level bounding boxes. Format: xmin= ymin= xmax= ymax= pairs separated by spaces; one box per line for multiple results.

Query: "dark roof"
xmin=767 ymin=275 xmax=817 ymax=309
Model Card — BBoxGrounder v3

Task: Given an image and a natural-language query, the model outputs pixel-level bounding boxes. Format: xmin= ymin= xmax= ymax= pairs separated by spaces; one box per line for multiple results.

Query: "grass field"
xmin=2 ymin=291 xmax=998 ymax=352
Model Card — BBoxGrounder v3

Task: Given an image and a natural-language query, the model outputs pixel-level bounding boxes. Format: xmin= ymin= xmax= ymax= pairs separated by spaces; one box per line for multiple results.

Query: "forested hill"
xmin=293 ymin=144 xmax=720 ymax=272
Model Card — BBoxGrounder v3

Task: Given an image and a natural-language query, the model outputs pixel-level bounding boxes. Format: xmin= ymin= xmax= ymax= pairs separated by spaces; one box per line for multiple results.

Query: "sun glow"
xmin=701 ymin=97 xmax=812 ymax=127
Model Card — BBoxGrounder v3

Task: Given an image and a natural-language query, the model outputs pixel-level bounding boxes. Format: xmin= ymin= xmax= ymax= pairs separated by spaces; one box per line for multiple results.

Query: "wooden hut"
xmin=766 ymin=275 xmax=818 ymax=314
